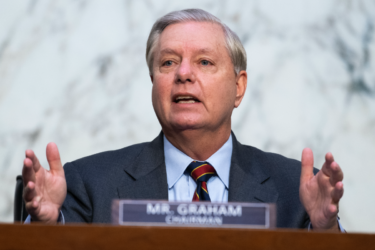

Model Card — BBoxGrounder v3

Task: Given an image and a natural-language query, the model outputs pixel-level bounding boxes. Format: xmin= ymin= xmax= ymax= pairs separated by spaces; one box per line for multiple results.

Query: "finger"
xmin=321 ymin=152 xmax=335 ymax=177
xmin=22 ymin=157 xmax=36 ymax=187
xmin=46 ymin=142 xmax=63 ymax=174
xmin=300 ymin=148 xmax=314 ymax=184
xmin=327 ymin=204 xmax=338 ymax=217
xmin=25 ymin=149 xmax=42 ymax=172
xmin=23 ymin=181 xmax=37 ymax=202
xmin=328 ymin=161 xmax=344 ymax=186
xmin=25 ymin=198 xmax=40 ymax=216
xmin=325 ymin=152 xmax=334 ymax=163
xmin=331 ymin=181 xmax=344 ymax=203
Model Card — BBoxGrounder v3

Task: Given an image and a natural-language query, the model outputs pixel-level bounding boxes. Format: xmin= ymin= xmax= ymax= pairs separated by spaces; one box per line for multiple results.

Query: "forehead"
xmin=157 ymin=21 xmax=227 ymax=55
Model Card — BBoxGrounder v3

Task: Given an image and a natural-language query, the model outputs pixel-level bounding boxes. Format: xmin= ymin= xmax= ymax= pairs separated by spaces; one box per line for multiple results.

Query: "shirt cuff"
xmin=24 ymin=211 xmax=65 ymax=224
xmin=308 ymin=217 xmax=345 ymax=232
xmin=24 ymin=215 xmax=31 ymax=223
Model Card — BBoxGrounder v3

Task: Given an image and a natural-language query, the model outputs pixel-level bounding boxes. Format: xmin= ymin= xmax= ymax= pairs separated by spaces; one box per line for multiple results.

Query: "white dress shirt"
xmin=164 ymin=134 xmax=232 ymax=202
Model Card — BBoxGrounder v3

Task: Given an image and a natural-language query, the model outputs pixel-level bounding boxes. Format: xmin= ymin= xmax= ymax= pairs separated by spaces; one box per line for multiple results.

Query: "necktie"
xmin=186 ymin=161 xmax=217 ymax=201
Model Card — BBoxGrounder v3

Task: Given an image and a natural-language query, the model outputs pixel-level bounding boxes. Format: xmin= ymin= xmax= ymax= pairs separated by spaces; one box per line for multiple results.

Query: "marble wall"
xmin=0 ymin=0 xmax=374 ymax=232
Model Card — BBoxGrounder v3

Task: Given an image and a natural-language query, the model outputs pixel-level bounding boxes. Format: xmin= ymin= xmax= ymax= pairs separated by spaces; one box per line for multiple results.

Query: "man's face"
xmin=151 ymin=21 xmax=246 ymax=133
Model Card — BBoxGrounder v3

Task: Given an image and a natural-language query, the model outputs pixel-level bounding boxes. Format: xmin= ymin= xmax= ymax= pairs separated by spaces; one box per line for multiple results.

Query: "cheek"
xmin=152 ymin=82 xmax=168 ymax=123
xmin=206 ymin=76 xmax=237 ymax=108
xmin=152 ymin=76 xmax=172 ymax=108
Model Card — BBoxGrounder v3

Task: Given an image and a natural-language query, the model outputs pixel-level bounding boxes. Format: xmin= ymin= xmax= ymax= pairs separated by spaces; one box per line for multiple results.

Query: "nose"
xmin=176 ymin=59 xmax=196 ymax=83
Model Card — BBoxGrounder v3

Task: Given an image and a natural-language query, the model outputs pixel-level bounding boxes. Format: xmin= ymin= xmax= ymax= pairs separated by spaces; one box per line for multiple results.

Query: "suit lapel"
xmin=117 ymin=132 xmax=169 ymax=200
xmin=228 ymin=133 xmax=279 ymax=203
xmin=116 ymin=131 xmax=278 ymax=203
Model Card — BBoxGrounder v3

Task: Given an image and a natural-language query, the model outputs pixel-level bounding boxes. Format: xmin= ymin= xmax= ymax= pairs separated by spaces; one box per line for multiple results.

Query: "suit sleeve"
xmin=61 ymin=162 xmax=93 ymax=223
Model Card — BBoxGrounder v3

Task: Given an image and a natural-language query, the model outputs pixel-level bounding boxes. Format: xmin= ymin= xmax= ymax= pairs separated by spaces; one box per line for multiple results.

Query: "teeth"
xmin=175 ymin=95 xmax=199 ymax=104
xmin=179 ymin=100 xmax=196 ymax=103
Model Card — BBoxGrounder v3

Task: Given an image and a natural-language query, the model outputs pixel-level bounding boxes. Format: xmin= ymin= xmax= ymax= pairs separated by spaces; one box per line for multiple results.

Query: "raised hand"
xmin=22 ymin=142 xmax=67 ymax=224
xmin=299 ymin=148 xmax=344 ymax=231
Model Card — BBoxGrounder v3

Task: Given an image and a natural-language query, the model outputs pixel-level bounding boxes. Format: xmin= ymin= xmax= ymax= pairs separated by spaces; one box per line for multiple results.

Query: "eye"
xmin=163 ymin=60 xmax=173 ymax=66
xmin=200 ymin=60 xmax=211 ymax=66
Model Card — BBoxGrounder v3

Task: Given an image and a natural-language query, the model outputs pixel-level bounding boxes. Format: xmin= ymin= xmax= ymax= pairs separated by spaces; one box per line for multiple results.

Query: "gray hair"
xmin=146 ymin=9 xmax=247 ymax=75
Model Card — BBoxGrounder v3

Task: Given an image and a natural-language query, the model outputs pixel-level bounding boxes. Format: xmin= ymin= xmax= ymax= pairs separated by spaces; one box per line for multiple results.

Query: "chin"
xmin=169 ymin=118 xmax=205 ymax=131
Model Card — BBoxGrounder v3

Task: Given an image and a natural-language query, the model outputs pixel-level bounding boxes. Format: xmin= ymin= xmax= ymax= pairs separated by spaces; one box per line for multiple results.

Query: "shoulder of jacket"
xmin=64 ymin=141 xmax=150 ymax=170
xmin=238 ymin=143 xmax=319 ymax=175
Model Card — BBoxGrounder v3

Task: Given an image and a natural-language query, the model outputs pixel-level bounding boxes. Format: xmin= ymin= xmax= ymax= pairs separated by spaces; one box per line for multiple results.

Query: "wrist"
xmin=30 ymin=208 xmax=61 ymax=224
xmin=311 ymin=219 xmax=339 ymax=231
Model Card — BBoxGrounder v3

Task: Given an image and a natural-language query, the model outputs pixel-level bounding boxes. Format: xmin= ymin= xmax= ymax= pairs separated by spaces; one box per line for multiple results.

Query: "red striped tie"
xmin=186 ymin=161 xmax=217 ymax=201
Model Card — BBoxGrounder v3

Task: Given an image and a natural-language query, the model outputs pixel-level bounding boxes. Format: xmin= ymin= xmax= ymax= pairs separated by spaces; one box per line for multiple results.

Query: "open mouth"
xmin=174 ymin=96 xmax=201 ymax=104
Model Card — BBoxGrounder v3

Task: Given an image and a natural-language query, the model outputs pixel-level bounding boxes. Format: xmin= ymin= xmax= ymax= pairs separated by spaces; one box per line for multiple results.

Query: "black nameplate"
xmin=112 ymin=200 xmax=276 ymax=228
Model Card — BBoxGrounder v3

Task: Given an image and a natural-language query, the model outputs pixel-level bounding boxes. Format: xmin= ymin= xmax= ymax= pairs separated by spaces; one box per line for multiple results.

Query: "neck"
xmin=163 ymin=125 xmax=231 ymax=161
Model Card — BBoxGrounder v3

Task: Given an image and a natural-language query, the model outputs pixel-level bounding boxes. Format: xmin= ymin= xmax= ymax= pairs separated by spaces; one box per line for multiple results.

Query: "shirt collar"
xmin=164 ymin=134 xmax=232 ymax=189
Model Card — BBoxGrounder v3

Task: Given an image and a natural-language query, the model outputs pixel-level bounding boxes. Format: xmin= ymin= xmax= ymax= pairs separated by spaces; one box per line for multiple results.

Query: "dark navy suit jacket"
xmin=62 ymin=132 xmax=317 ymax=228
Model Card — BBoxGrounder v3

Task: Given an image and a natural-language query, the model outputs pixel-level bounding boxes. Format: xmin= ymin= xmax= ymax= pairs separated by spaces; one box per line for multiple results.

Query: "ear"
xmin=150 ymin=75 xmax=154 ymax=83
xmin=234 ymin=70 xmax=247 ymax=108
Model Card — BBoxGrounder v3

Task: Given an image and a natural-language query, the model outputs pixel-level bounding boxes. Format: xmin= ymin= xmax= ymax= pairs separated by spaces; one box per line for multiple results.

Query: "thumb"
xmin=300 ymin=148 xmax=314 ymax=184
xmin=46 ymin=142 xmax=63 ymax=174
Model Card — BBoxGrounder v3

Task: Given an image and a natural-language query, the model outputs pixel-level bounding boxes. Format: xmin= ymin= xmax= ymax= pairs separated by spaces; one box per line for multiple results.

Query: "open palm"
xmin=22 ymin=143 xmax=67 ymax=223
xmin=299 ymin=148 xmax=344 ymax=230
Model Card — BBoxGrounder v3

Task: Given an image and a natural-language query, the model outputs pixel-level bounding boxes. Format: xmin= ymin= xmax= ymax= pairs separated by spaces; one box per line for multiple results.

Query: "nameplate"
xmin=112 ymin=200 xmax=276 ymax=228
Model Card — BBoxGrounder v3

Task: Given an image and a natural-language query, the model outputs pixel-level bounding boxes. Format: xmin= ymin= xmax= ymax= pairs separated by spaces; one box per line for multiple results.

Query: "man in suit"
xmin=22 ymin=9 xmax=344 ymax=230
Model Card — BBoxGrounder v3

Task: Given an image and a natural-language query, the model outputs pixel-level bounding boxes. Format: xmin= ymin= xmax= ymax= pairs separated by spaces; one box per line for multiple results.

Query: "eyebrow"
xmin=159 ymin=47 xmax=217 ymax=56
xmin=159 ymin=48 xmax=179 ymax=56
xmin=196 ymin=48 xmax=216 ymax=55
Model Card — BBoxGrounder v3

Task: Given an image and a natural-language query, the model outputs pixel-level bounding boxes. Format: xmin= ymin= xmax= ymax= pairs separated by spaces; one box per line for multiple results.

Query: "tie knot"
xmin=186 ymin=161 xmax=216 ymax=183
